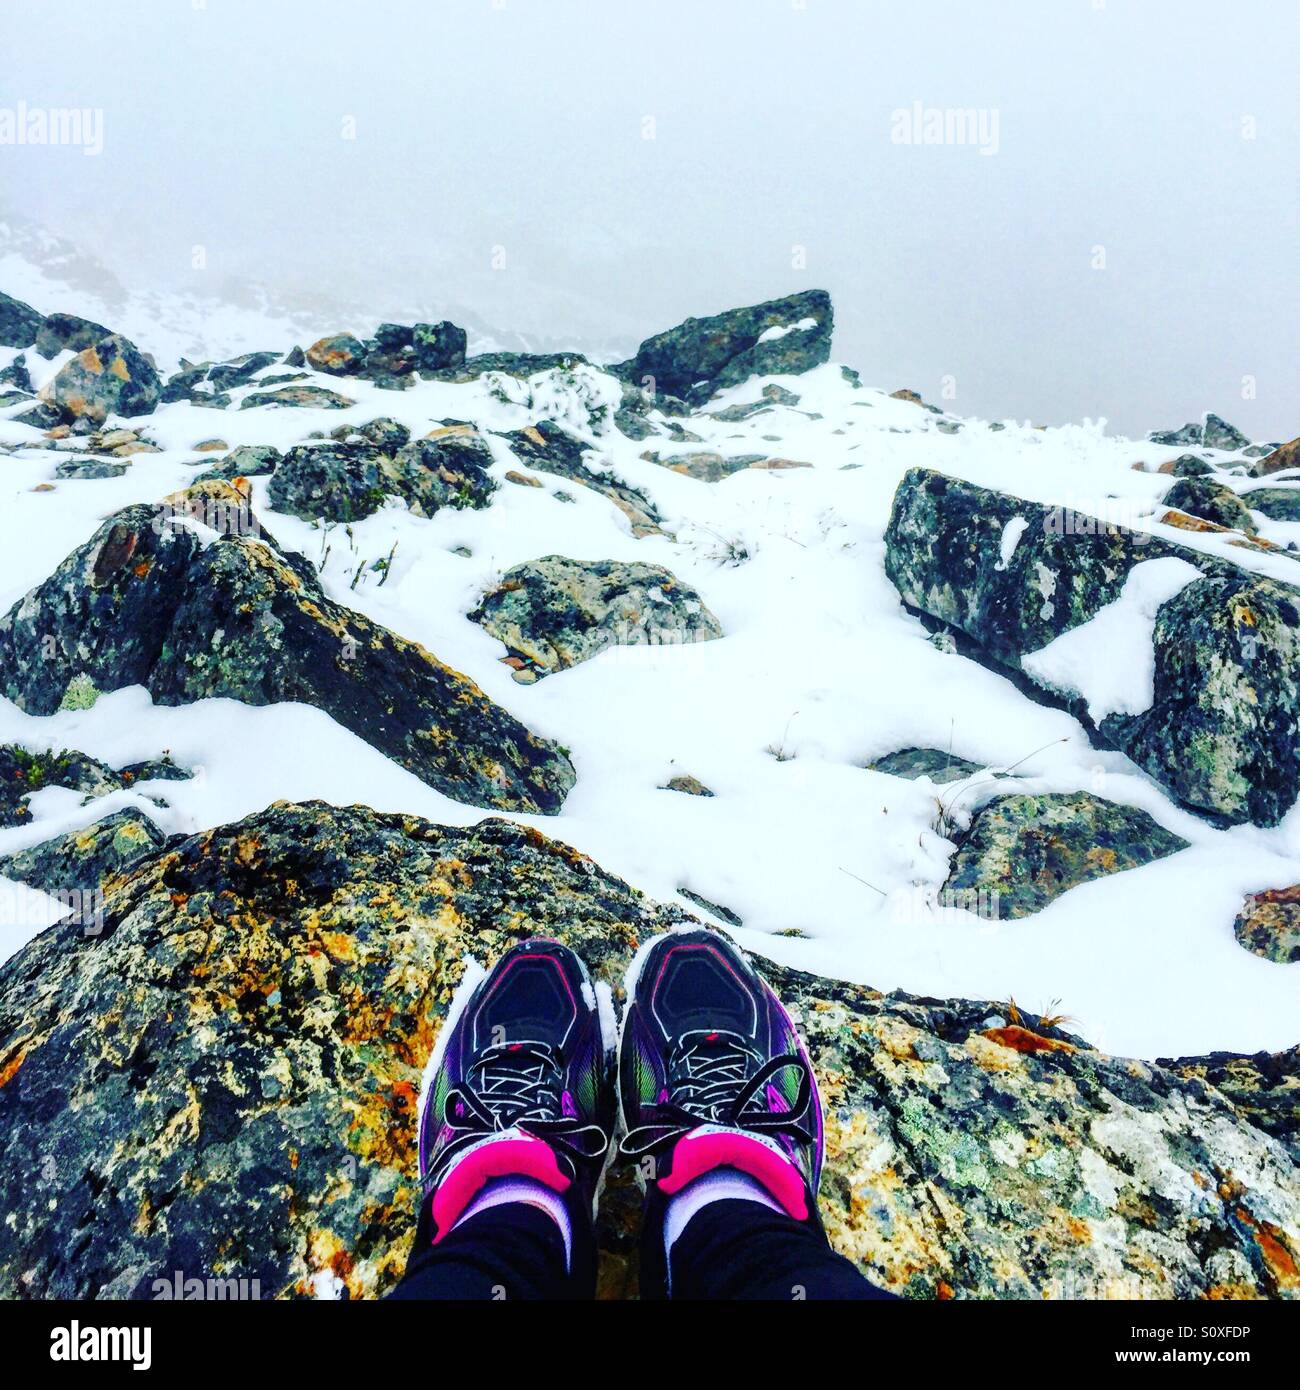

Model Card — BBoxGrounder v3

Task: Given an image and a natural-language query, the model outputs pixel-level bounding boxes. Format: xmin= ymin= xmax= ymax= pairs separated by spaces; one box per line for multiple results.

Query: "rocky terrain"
xmin=0 ymin=279 xmax=1297 ymax=1298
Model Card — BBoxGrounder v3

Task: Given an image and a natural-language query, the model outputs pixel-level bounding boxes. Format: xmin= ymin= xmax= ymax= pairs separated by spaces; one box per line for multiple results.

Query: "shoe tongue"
xmin=688 ymin=1028 xmax=752 ymax=1061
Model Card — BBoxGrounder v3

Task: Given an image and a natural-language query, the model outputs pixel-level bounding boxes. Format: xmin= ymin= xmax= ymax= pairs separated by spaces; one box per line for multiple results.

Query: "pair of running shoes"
xmin=418 ymin=928 xmax=824 ymax=1263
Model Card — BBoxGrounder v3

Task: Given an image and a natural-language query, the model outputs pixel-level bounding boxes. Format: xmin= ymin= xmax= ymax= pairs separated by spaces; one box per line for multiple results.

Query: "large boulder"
xmin=470 ymin=555 xmax=723 ymax=681
xmin=1162 ymin=476 xmax=1257 ymax=534
xmin=39 ymin=333 xmax=162 ymax=423
xmin=33 ymin=311 xmax=112 ymax=359
xmin=0 ymin=483 xmax=574 ymax=814
xmin=883 ymin=467 xmax=1300 ymax=826
xmin=0 ymin=290 xmax=43 ymax=349
xmin=615 ymin=290 xmax=833 ymax=405
xmin=943 ymin=792 xmax=1187 ymax=920
xmin=1150 ymin=414 xmax=1250 ymax=452
xmin=267 ymin=429 xmax=497 ymax=524
xmin=1204 ymin=413 xmax=1252 ymax=452
xmin=0 ymin=800 xmax=1296 ymax=1299
xmin=305 ymin=333 xmax=367 ymax=376
xmin=412 ymin=320 xmax=467 ymax=372
xmin=1252 ymin=437 xmax=1300 ymax=478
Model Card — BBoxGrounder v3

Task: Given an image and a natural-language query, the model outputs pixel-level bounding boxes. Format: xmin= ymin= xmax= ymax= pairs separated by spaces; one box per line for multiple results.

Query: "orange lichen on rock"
xmin=980 ymin=1025 xmax=1077 ymax=1056
xmin=0 ymin=1046 xmax=27 ymax=1089
xmin=1236 ymin=1207 xmax=1299 ymax=1291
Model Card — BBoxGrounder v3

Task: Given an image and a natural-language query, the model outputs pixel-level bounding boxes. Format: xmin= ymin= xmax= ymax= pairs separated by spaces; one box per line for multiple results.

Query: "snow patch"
xmin=1021 ymin=558 xmax=1205 ymax=724
xmin=757 ymin=318 xmax=818 ymax=343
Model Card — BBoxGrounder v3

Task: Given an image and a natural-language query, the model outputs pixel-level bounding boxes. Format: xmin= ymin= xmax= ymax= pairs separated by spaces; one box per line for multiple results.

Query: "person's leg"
xmin=620 ymin=928 xmax=897 ymax=1301
xmin=389 ymin=1181 xmax=591 ymax=1300
xmin=388 ymin=938 xmax=614 ymax=1301
xmin=642 ymin=1185 xmax=897 ymax=1300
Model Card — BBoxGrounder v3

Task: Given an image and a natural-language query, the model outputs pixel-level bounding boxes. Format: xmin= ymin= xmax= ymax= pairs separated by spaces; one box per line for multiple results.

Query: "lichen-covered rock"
xmin=192 ymin=443 xmax=281 ymax=485
xmin=660 ymin=774 xmax=714 ymax=797
xmin=39 ymin=333 xmax=162 ymax=423
xmin=0 ymin=808 xmax=167 ymax=903
xmin=1204 ymin=414 xmax=1252 ymax=452
xmin=0 ymin=746 xmax=192 ymax=830
xmin=0 ymin=484 xmax=574 ymax=814
xmin=1151 ymin=415 xmax=1251 ymax=452
xmin=1163 ymin=1048 xmax=1300 ymax=1162
xmin=241 ymin=383 xmax=355 ymax=411
xmin=0 ymin=290 xmax=43 ymax=349
xmin=268 ymin=430 xmax=497 ymax=524
xmin=1106 ymin=571 xmax=1300 ymax=827
xmin=504 ymin=421 xmax=663 ymax=537
xmin=1163 ymin=477 xmax=1256 ymax=534
xmin=54 ymin=457 xmax=129 ymax=481
xmin=615 ymin=290 xmax=833 ymax=406
xmin=0 ymin=355 xmax=32 ymax=392
xmin=1157 ymin=453 xmax=1215 ymax=477
xmin=33 ymin=311 xmax=112 ymax=359
xmin=642 ymin=449 xmax=812 ymax=482
xmin=412 ymin=321 xmax=467 ymax=372
xmin=267 ymin=441 xmax=389 ymax=523
xmin=344 ymin=417 xmax=410 ymax=453
xmin=1242 ymin=487 xmax=1300 ymax=523
xmin=0 ymin=747 xmax=121 ymax=828
xmin=868 ymin=747 xmax=983 ymax=784
xmin=884 ymin=467 xmax=1300 ymax=826
xmin=1231 ymin=887 xmax=1300 ymax=964
xmin=389 ymin=431 xmax=498 ymax=516
xmin=1251 ymin=436 xmax=1300 ymax=479
xmin=471 ymin=555 xmax=722 ymax=680
xmin=942 ymin=792 xmax=1188 ymax=920
xmin=205 ymin=350 xmax=280 ymax=394
xmin=9 ymin=401 xmax=63 ymax=431
xmin=455 ymin=351 xmax=589 ymax=381
xmin=890 ymin=387 xmax=942 ymax=413
xmin=306 ymin=333 xmax=367 ymax=376
xmin=0 ymin=800 xmax=1295 ymax=1300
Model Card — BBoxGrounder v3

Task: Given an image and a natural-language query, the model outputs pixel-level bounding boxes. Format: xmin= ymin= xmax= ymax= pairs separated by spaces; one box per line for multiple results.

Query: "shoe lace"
xmin=620 ymin=1029 xmax=814 ymax=1159
xmin=440 ymin=1041 xmax=609 ymax=1169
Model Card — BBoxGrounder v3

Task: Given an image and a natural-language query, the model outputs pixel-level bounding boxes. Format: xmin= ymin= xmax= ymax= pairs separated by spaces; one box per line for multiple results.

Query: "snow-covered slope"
xmin=0 ymin=276 xmax=1297 ymax=1062
xmin=0 ymin=213 xmax=633 ymax=373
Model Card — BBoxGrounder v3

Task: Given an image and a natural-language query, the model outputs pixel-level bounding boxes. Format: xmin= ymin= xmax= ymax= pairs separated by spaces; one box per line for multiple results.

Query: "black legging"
xmin=389 ymin=1194 xmax=897 ymax=1301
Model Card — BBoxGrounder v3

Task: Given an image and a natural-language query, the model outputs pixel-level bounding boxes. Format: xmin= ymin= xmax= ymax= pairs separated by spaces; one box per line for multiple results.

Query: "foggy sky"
xmin=2 ymin=0 xmax=1297 ymax=438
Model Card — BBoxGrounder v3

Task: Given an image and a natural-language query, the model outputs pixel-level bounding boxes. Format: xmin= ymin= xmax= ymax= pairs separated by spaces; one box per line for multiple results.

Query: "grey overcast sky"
xmin=2 ymin=0 xmax=1297 ymax=438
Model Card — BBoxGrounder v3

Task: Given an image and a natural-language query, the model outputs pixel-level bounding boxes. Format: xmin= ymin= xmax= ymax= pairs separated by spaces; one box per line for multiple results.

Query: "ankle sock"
xmin=452 ymin=1177 xmax=573 ymax=1271
xmin=663 ymin=1167 xmax=784 ymax=1278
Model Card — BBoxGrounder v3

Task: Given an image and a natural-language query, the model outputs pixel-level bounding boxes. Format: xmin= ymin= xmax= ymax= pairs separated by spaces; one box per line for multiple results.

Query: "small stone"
xmin=868 ymin=748 xmax=982 ymax=784
xmin=661 ymin=774 xmax=714 ymax=797
xmin=1233 ymin=887 xmax=1300 ymax=964
xmin=470 ymin=555 xmax=722 ymax=679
